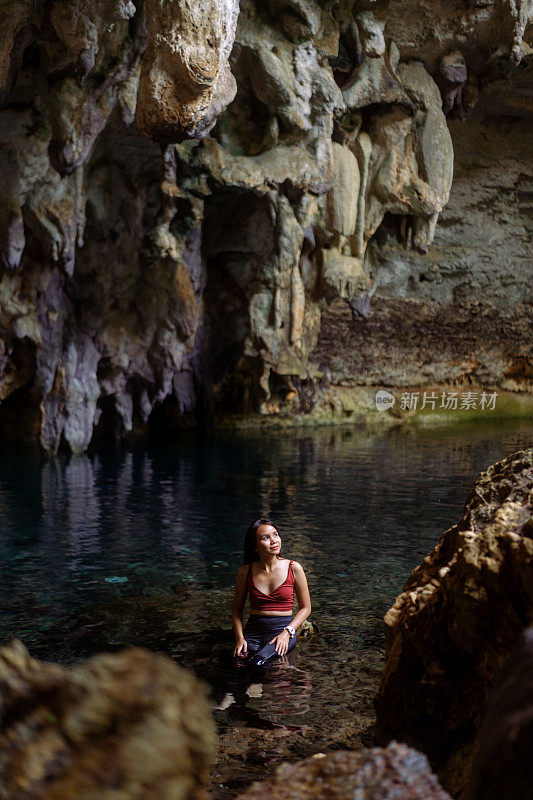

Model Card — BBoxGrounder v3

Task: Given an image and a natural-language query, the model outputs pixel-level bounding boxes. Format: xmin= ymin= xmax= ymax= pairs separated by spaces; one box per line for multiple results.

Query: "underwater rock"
xmin=235 ymin=741 xmax=452 ymax=800
xmin=297 ymin=618 xmax=315 ymax=638
xmin=375 ymin=447 xmax=533 ymax=796
xmin=468 ymin=626 xmax=533 ymax=800
xmin=0 ymin=639 xmax=216 ymax=800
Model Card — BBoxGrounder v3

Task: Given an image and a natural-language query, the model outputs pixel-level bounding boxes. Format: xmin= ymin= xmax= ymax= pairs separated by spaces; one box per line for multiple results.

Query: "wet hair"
xmin=243 ymin=517 xmax=284 ymax=564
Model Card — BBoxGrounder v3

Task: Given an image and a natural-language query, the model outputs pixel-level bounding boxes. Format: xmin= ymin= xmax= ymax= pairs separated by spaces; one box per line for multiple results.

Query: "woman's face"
xmin=255 ymin=524 xmax=281 ymax=558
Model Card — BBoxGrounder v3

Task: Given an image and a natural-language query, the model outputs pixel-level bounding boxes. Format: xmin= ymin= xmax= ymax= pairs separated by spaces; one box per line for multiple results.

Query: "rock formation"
xmin=0 ymin=1 xmax=531 ymax=451
xmin=468 ymin=626 xmax=533 ymax=800
xmin=136 ymin=0 xmax=239 ymax=142
xmin=374 ymin=447 xmax=533 ymax=796
xmin=0 ymin=639 xmax=216 ymax=799
xmin=235 ymin=741 xmax=452 ymax=800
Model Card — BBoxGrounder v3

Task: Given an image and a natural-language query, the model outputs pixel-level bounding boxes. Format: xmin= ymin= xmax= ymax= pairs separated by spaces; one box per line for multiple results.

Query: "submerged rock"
xmin=0 ymin=639 xmax=216 ymax=799
xmin=374 ymin=447 xmax=533 ymax=795
xmin=235 ymin=741 xmax=452 ymax=800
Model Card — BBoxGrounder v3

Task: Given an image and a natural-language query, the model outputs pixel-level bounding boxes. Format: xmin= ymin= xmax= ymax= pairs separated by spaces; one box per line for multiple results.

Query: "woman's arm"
xmin=269 ymin=561 xmax=312 ymax=655
xmin=290 ymin=561 xmax=311 ymax=631
xmin=231 ymin=565 xmax=249 ymax=656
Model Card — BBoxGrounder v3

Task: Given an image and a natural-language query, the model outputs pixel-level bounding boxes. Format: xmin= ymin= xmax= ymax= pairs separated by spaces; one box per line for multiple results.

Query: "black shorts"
xmin=243 ymin=613 xmax=297 ymax=663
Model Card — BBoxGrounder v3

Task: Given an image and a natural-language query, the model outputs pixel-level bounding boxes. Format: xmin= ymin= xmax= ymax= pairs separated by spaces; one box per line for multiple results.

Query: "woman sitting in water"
xmin=231 ymin=518 xmax=311 ymax=666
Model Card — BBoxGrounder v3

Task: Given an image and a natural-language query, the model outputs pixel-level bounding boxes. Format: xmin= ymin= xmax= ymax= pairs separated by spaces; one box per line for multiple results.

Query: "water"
xmin=0 ymin=421 xmax=531 ymax=795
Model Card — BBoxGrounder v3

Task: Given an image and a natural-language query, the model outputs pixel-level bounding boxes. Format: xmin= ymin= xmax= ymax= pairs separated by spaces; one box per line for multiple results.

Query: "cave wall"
xmin=0 ymin=1 xmax=531 ymax=452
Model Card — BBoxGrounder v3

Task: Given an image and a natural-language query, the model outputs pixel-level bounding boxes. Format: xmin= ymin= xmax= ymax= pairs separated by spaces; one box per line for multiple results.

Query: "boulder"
xmin=375 ymin=447 xmax=533 ymax=795
xmin=0 ymin=640 xmax=216 ymax=800
xmin=236 ymin=741 xmax=452 ymax=800
xmin=468 ymin=626 xmax=533 ymax=800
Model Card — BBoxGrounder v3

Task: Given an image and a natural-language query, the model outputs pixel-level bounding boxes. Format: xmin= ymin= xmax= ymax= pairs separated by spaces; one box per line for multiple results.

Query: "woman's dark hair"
xmin=243 ymin=518 xmax=284 ymax=564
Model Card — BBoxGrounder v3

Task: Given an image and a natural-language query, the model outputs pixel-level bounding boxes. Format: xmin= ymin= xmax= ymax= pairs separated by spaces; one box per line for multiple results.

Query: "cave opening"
xmin=202 ymin=190 xmax=274 ymax=414
xmin=0 ymin=337 xmax=39 ymax=450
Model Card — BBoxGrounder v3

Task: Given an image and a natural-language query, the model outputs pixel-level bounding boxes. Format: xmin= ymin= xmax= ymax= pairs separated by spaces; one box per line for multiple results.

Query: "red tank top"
xmin=247 ymin=560 xmax=295 ymax=613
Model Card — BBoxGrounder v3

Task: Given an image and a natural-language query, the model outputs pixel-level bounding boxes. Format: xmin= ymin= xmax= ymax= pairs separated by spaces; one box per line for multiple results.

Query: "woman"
xmin=231 ymin=517 xmax=311 ymax=666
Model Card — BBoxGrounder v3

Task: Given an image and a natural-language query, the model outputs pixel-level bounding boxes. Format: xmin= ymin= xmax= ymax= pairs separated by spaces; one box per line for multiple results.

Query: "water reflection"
xmin=0 ymin=422 xmax=531 ymax=639
xmin=213 ymin=657 xmax=313 ymax=731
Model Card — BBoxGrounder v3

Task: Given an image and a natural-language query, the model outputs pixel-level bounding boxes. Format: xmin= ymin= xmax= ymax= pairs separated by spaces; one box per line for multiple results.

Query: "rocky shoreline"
xmin=215 ymin=387 xmax=533 ymax=432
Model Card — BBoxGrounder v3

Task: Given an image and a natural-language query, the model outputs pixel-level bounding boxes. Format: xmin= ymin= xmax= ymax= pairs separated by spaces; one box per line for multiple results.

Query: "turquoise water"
xmin=0 ymin=421 xmax=531 ymax=795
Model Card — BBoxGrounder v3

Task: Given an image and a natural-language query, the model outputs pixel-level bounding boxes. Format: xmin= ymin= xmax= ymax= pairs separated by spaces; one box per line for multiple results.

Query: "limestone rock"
xmin=1 ymin=0 xmax=238 ymax=178
xmin=268 ymin=1 xmax=322 ymax=43
xmin=0 ymin=0 xmax=37 ymax=106
xmin=361 ymin=60 xmax=453 ymax=252
xmin=235 ymin=741 xmax=452 ymax=800
xmin=0 ymin=639 xmax=216 ymax=800
xmin=319 ymin=248 xmax=368 ymax=302
xmin=326 ymin=143 xmax=360 ymax=237
xmin=136 ymin=0 xmax=239 ymax=142
xmin=310 ymin=295 xmax=532 ymax=393
xmin=341 ymin=12 xmax=412 ymax=110
xmin=372 ymin=106 xmax=533 ymax=311
xmin=0 ymin=0 xmax=531 ymax=449
xmin=438 ymin=51 xmax=468 ymax=119
xmin=468 ymin=626 xmax=533 ymax=800
xmin=374 ymin=447 xmax=533 ymax=796
xmin=48 ymin=1 xmax=137 ymax=78
xmin=45 ymin=1 xmax=147 ymax=176
xmin=383 ymin=1 xmax=533 ymax=72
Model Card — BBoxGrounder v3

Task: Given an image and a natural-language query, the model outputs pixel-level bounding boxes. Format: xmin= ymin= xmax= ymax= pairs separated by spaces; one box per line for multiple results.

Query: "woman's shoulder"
xmin=289 ymin=559 xmax=304 ymax=574
xmin=236 ymin=563 xmax=250 ymax=579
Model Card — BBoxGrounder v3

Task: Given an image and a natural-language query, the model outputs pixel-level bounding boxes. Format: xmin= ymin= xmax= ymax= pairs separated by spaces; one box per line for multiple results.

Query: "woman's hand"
xmin=233 ymin=637 xmax=248 ymax=657
xmin=269 ymin=629 xmax=291 ymax=656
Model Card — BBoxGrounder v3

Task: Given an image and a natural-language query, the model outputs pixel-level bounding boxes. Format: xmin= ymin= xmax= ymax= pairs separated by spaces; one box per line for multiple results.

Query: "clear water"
xmin=0 ymin=421 xmax=531 ymax=796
